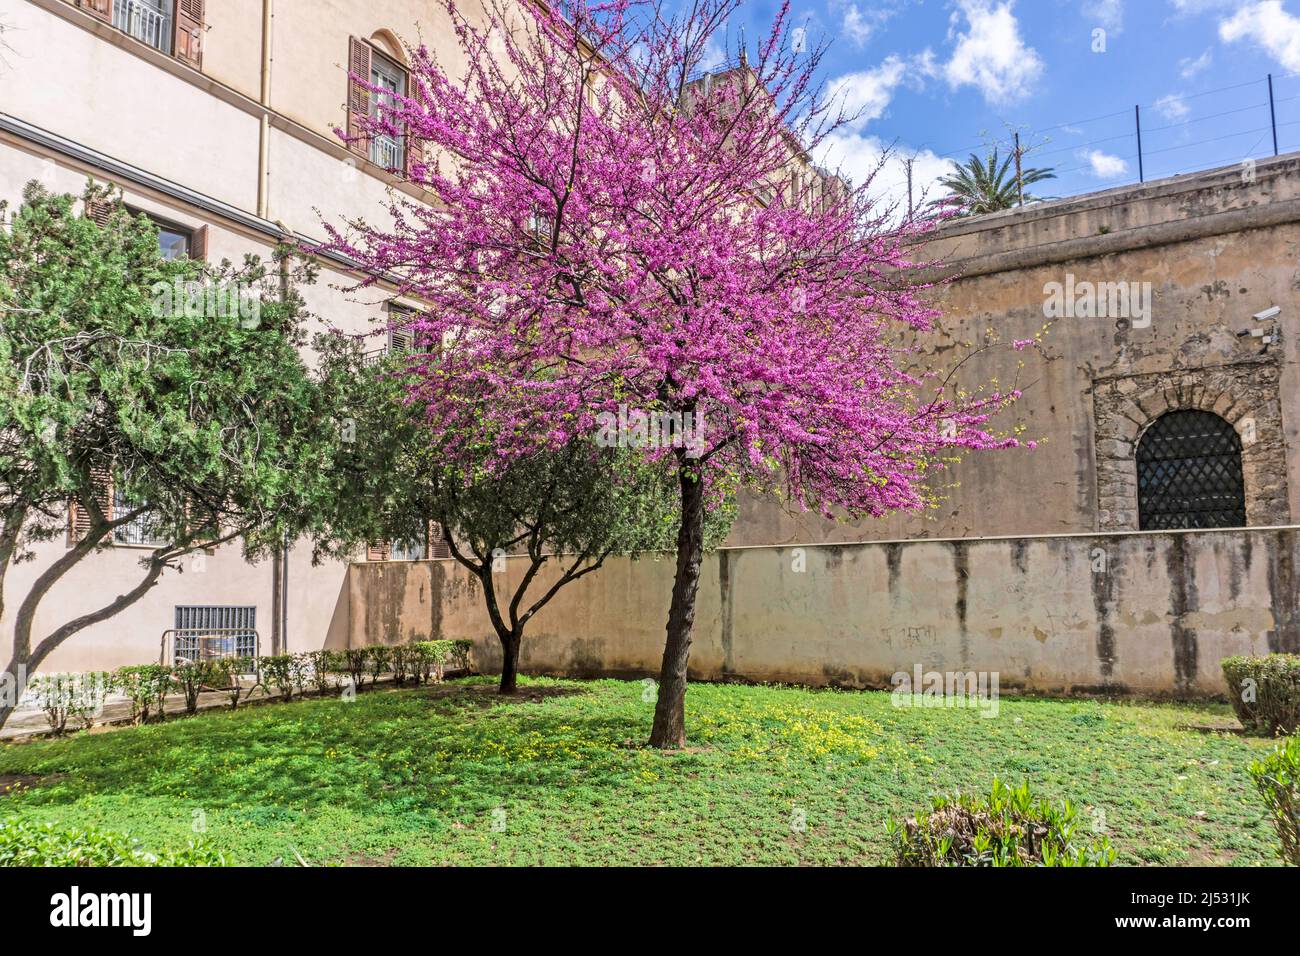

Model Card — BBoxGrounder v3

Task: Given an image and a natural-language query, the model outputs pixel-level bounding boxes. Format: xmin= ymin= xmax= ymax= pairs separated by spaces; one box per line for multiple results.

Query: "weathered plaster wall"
xmin=728 ymin=156 xmax=1300 ymax=546
xmin=349 ymin=527 xmax=1300 ymax=697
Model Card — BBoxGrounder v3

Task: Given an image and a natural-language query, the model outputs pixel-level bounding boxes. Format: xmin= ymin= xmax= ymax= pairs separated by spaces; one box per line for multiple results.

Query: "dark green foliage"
xmin=0 ymin=818 xmax=223 ymax=867
xmin=1249 ymin=736 xmax=1300 ymax=866
xmin=888 ymin=778 xmax=1116 ymax=867
xmin=1222 ymin=655 xmax=1300 ymax=736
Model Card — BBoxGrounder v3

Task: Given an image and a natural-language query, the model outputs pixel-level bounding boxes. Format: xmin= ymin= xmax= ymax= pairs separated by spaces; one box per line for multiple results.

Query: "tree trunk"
xmin=649 ymin=468 xmax=706 ymax=749
xmin=498 ymin=630 xmax=521 ymax=695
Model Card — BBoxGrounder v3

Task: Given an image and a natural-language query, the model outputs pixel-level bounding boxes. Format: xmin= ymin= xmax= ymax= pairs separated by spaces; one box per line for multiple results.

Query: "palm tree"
xmin=935 ymin=148 xmax=1055 ymax=217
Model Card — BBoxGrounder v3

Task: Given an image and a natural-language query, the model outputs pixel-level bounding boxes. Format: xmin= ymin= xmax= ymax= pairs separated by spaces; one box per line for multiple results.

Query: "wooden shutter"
xmin=69 ymin=467 xmax=113 ymax=545
xmin=346 ymin=38 xmax=372 ymax=158
xmin=428 ymin=521 xmax=451 ymax=560
xmin=85 ymin=195 xmax=114 ymax=227
xmin=80 ymin=0 xmax=113 ymax=22
xmin=366 ymin=542 xmax=392 ymax=562
xmin=405 ymin=69 xmax=424 ymax=178
xmin=189 ymin=224 xmax=209 ymax=262
xmin=174 ymin=0 xmax=205 ymax=69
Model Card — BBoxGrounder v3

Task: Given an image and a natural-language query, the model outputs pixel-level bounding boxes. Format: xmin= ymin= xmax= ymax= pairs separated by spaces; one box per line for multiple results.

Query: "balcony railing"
xmin=370 ymin=134 xmax=404 ymax=171
xmin=113 ymin=0 xmax=173 ymax=55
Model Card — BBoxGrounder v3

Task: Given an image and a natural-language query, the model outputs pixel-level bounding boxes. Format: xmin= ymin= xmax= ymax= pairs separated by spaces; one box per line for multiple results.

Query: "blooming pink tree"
xmin=326 ymin=0 xmax=1024 ymax=748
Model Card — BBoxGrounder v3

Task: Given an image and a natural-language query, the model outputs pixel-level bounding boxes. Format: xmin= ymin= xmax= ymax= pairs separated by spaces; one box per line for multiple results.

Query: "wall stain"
xmin=1011 ymin=538 xmax=1030 ymax=575
xmin=1166 ymin=535 xmax=1200 ymax=695
xmin=952 ymin=541 xmax=970 ymax=665
xmin=720 ymin=549 xmax=735 ymax=675
xmin=885 ymin=543 xmax=903 ymax=601
xmin=1090 ymin=541 xmax=1118 ymax=682
xmin=1265 ymin=528 xmax=1299 ymax=653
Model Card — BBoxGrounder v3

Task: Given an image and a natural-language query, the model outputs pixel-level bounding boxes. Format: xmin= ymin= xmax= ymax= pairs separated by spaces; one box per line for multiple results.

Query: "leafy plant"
xmin=27 ymin=672 xmax=111 ymax=734
xmin=114 ymin=664 xmax=172 ymax=725
xmin=1249 ymin=736 xmax=1300 ymax=866
xmin=261 ymin=654 xmax=296 ymax=702
xmin=0 ymin=818 xmax=223 ymax=867
xmin=368 ymin=645 xmax=391 ymax=686
xmin=171 ymin=659 xmax=220 ymax=715
xmin=887 ymin=778 xmax=1115 ymax=867
xmin=342 ymin=648 xmax=369 ymax=691
xmin=391 ymin=645 xmax=412 ymax=687
xmin=1222 ymin=655 xmax=1300 ymax=736
xmin=289 ymin=652 xmax=313 ymax=697
xmin=936 ymin=148 xmax=1056 ymax=216
xmin=212 ymin=657 xmax=259 ymax=710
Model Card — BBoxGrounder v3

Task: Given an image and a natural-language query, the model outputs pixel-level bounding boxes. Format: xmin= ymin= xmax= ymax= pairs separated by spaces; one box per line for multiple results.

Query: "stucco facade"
xmin=0 ymin=0 xmax=486 ymax=671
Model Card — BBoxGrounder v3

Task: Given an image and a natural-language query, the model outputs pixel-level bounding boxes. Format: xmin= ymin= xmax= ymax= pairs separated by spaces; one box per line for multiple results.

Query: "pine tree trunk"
xmin=649 ymin=469 xmax=706 ymax=749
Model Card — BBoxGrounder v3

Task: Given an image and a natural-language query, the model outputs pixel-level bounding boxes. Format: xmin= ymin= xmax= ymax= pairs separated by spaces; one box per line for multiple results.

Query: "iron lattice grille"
xmin=1137 ymin=410 xmax=1246 ymax=530
xmin=174 ymin=606 xmax=257 ymax=660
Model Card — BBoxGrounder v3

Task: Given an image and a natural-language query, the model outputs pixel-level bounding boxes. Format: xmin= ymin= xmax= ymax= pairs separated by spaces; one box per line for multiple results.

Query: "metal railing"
xmin=161 ymin=628 xmax=260 ymax=668
xmin=370 ymin=134 xmax=404 ymax=170
xmin=113 ymin=0 xmax=173 ymax=55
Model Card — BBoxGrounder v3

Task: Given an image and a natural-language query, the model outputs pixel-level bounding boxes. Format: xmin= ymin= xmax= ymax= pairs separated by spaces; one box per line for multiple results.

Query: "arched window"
xmin=1137 ymin=410 xmax=1246 ymax=530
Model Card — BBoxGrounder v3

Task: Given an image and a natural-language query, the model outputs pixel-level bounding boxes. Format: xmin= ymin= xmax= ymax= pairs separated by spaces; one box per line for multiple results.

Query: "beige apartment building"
xmin=0 ymin=0 xmax=490 ymax=671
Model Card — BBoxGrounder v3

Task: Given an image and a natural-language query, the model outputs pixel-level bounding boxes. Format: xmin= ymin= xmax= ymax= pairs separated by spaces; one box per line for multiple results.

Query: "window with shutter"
xmin=79 ymin=0 xmax=114 ymax=22
xmin=173 ymin=0 xmax=204 ymax=68
xmin=347 ymin=37 xmax=373 ymax=159
xmin=68 ymin=467 xmax=114 ymax=545
xmin=388 ymin=304 xmax=416 ymax=354
xmin=366 ymin=542 xmax=392 ymax=562
xmin=189 ymin=224 xmax=208 ymax=262
xmin=85 ymin=195 xmax=115 ymax=227
xmin=428 ymin=521 xmax=452 ymax=560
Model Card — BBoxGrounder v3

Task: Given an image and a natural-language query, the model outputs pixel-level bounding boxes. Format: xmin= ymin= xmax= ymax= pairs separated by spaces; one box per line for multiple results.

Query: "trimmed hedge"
xmin=888 ymin=778 xmax=1116 ymax=867
xmin=1222 ymin=654 xmax=1300 ymax=736
xmin=1249 ymin=736 xmax=1300 ymax=866
xmin=0 ymin=819 xmax=224 ymax=867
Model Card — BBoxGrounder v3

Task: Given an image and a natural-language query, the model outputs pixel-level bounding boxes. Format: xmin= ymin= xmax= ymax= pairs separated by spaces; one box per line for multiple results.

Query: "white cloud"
xmin=1084 ymin=149 xmax=1129 ymax=178
xmin=843 ymin=5 xmax=876 ymax=46
xmin=1179 ymin=48 xmax=1213 ymax=77
xmin=943 ymin=0 xmax=1045 ymax=105
xmin=1220 ymin=1 xmax=1300 ymax=70
xmin=827 ymin=56 xmax=911 ymax=129
xmin=1154 ymin=93 xmax=1191 ymax=119
xmin=818 ymin=133 xmax=952 ymax=211
xmin=1084 ymin=0 xmax=1125 ymax=32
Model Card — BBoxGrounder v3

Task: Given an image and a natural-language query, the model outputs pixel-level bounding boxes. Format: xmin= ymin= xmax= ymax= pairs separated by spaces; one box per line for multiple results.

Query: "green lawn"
xmin=0 ymin=677 xmax=1284 ymax=865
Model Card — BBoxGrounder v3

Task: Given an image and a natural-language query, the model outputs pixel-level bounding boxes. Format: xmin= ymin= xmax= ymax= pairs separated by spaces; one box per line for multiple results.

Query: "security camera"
xmin=1254 ymin=305 xmax=1281 ymax=322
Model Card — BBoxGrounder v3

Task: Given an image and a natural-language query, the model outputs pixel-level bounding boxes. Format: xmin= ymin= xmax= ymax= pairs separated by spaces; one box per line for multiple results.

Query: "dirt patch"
xmin=344 ymin=848 xmax=399 ymax=867
xmin=0 ymin=772 xmax=65 ymax=794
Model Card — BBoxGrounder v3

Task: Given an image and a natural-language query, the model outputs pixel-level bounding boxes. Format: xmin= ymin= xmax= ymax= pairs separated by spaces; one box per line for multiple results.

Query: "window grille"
xmin=174 ymin=606 xmax=257 ymax=660
xmin=1136 ymin=410 xmax=1246 ymax=530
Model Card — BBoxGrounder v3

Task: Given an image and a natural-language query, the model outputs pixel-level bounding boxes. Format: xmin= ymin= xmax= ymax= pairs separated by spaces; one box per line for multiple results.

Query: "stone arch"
xmin=1092 ymin=361 xmax=1289 ymax=530
xmin=368 ymin=30 xmax=408 ymax=66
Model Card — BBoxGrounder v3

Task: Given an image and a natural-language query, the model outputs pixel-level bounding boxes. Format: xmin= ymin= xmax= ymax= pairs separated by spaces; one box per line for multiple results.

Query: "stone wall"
xmin=347 ymin=526 xmax=1300 ymax=697
xmin=726 ymin=156 xmax=1300 ymax=547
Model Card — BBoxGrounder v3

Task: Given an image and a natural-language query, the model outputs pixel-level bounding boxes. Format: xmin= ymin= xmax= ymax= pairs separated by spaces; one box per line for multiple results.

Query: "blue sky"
xmin=699 ymin=0 xmax=1300 ymax=206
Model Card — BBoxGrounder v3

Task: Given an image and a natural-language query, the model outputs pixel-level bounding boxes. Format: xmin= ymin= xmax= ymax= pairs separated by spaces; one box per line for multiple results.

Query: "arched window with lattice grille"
xmin=1136 ymin=410 xmax=1246 ymax=530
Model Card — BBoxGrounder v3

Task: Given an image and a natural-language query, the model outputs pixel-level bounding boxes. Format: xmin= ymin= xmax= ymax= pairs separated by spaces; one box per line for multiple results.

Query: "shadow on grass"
xmin=0 ymin=679 xmax=646 ymax=817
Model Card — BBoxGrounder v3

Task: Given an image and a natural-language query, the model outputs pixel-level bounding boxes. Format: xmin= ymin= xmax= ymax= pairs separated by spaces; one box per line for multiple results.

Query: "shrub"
xmin=887 ymin=779 xmax=1116 ymax=867
xmin=1249 ymin=736 xmax=1300 ymax=866
xmin=289 ymin=653 xmax=313 ymax=697
xmin=368 ymin=645 xmax=391 ymax=686
xmin=0 ymin=819 xmax=224 ymax=867
xmin=171 ymin=660 xmax=219 ymax=715
xmin=391 ymin=645 xmax=412 ymax=686
xmin=114 ymin=664 xmax=173 ymax=725
xmin=300 ymin=650 xmax=334 ymax=695
xmin=1222 ymin=655 xmax=1300 ymax=736
xmin=212 ymin=657 xmax=260 ymax=710
xmin=27 ymin=672 xmax=112 ymax=734
xmin=261 ymin=654 xmax=296 ymax=702
xmin=341 ymin=648 xmax=369 ymax=690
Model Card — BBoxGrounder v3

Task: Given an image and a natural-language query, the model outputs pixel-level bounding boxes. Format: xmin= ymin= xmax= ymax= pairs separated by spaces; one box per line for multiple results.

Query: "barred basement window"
xmin=174 ymin=605 xmax=257 ymax=661
xmin=1137 ymin=410 xmax=1246 ymax=530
